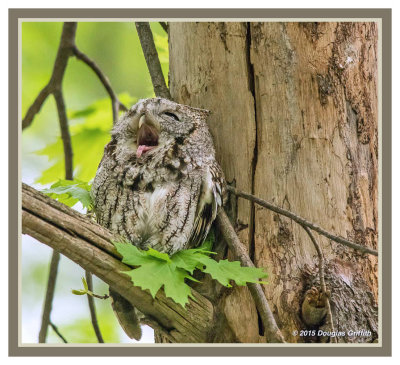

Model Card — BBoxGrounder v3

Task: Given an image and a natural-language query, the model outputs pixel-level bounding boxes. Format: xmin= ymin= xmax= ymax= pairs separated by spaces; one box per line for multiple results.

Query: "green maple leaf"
xmin=124 ymin=262 xmax=195 ymax=307
xmin=147 ymin=248 xmax=172 ymax=263
xmin=113 ymin=239 xmax=268 ymax=308
xmin=113 ymin=241 xmax=152 ymax=266
xmin=170 ymin=243 xmax=215 ymax=274
xmin=197 ymin=257 xmax=268 ymax=287
xmin=169 ymin=250 xmax=205 ymax=274
xmin=42 ymin=179 xmax=93 ymax=209
xmin=114 ymin=241 xmax=195 ymax=307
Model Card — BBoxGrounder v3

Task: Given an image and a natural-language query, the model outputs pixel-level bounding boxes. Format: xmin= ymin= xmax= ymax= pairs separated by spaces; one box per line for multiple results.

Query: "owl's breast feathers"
xmin=91 ymin=140 xmax=225 ymax=255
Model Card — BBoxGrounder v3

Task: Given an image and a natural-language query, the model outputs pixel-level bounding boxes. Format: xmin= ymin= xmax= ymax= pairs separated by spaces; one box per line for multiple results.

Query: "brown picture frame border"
xmin=9 ymin=8 xmax=392 ymax=356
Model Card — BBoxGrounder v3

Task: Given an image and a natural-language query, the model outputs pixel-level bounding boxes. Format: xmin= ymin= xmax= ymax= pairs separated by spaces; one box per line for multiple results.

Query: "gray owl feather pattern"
xmin=91 ymin=97 xmax=225 ymax=255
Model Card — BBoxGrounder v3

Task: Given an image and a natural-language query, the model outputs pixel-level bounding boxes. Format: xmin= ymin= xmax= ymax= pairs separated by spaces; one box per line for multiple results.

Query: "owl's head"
xmin=112 ymin=98 xmax=212 ymax=159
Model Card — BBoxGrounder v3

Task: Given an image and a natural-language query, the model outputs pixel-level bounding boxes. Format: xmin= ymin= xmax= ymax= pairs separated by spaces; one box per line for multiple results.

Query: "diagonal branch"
xmin=216 ymin=209 xmax=285 ymax=343
xmin=22 ymin=183 xmax=215 ymax=343
xmin=135 ymin=22 xmax=171 ymax=100
xmin=72 ymin=46 xmax=127 ymax=124
xmin=22 ymin=85 xmax=52 ymax=129
xmin=227 ymin=185 xmax=378 ymax=256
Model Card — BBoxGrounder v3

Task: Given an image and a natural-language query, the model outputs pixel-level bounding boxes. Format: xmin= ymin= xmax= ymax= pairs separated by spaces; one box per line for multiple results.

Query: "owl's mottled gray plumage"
xmin=91 ymin=97 xmax=225 ymax=255
xmin=91 ymin=98 xmax=225 ymax=341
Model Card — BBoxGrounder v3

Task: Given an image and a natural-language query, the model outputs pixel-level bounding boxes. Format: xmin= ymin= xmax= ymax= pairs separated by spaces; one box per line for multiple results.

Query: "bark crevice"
xmin=245 ymin=22 xmax=258 ymax=264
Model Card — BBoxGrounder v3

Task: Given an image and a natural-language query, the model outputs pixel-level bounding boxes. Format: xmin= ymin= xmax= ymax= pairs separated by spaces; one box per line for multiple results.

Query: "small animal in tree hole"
xmin=301 ymin=286 xmax=331 ymax=327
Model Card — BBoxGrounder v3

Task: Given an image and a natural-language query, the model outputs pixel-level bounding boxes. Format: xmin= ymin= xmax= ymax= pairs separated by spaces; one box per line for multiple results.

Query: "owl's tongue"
xmin=137 ymin=145 xmax=155 ymax=158
xmin=136 ymin=123 xmax=159 ymax=158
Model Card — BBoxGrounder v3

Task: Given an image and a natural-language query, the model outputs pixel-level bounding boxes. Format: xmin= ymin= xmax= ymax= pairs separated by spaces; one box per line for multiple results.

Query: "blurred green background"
xmin=22 ymin=21 xmax=168 ymax=343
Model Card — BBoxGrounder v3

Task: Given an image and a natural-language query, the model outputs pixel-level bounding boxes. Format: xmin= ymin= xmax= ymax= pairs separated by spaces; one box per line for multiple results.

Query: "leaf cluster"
xmin=113 ymin=239 xmax=268 ymax=307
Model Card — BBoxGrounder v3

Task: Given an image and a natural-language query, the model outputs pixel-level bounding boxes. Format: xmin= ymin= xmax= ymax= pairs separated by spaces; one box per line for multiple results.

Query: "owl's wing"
xmin=188 ymin=163 xmax=225 ymax=248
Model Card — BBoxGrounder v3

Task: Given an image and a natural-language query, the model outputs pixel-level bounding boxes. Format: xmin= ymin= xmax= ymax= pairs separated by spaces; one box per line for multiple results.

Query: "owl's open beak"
xmin=138 ymin=115 xmax=146 ymax=129
xmin=136 ymin=115 xmax=159 ymax=158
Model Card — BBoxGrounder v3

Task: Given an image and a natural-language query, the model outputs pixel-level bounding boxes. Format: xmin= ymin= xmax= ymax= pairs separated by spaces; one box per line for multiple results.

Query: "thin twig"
xmin=227 ymin=185 xmax=378 ymax=256
xmin=38 ymin=251 xmax=60 ymax=343
xmin=49 ymin=321 xmax=68 ymax=343
xmin=302 ymin=226 xmax=337 ymax=343
xmin=85 ymin=271 xmax=105 ymax=343
xmin=72 ymin=46 xmax=127 ymax=123
xmin=22 ymin=85 xmax=52 ymax=129
xmin=159 ymin=22 xmax=168 ymax=33
xmin=90 ymin=292 xmax=110 ymax=300
xmin=135 ymin=22 xmax=171 ymax=99
xmin=216 ymin=209 xmax=285 ymax=343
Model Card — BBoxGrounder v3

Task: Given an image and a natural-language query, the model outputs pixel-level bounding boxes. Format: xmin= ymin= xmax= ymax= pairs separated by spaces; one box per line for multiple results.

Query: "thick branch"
xmin=22 ymin=184 xmax=214 ymax=343
xmin=135 ymin=22 xmax=171 ymax=99
xmin=227 ymin=186 xmax=378 ymax=256
xmin=216 ymin=209 xmax=285 ymax=343
xmin=72 ymin=46 xmax=127 ymax=123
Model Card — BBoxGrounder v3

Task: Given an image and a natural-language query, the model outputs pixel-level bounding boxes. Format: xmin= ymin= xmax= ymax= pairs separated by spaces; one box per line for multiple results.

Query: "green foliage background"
xmin=22 ymin=21 xmax=168 ymax=343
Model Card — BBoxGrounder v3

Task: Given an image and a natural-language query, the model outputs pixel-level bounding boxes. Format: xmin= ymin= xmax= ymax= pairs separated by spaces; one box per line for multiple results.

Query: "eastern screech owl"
xmin=91 ymin=97 xmax=225 ymax=340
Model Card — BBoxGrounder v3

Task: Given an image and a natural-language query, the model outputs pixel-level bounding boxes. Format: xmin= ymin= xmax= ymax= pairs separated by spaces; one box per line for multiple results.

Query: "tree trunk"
xmin=168 ymin=22 xmax=378 ymax=343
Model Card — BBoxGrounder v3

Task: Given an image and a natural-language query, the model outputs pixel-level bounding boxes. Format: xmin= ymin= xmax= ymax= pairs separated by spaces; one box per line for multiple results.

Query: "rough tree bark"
xmin=169 ymin=22 xmax=378 ymax=343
